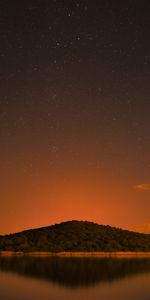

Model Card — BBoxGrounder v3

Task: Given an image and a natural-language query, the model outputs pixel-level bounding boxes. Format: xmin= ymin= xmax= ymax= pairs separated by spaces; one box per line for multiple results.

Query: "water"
xmin=0 ymin=256 xmax=150 ymax=300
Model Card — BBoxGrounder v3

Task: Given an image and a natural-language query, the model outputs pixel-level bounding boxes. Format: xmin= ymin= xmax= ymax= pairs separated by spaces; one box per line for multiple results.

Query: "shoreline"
xmin=1 ymin=251 xmax=150 ymax=257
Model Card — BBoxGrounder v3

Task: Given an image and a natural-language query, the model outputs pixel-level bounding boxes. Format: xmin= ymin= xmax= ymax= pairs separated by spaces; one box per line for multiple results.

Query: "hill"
xmin=0 ymin=220 xmax=150 ymax=252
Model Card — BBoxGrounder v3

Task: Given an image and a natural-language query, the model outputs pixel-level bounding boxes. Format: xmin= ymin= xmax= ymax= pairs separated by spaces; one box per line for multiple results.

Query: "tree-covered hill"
xmin=0 ymin=220 xmax=150 ymax=252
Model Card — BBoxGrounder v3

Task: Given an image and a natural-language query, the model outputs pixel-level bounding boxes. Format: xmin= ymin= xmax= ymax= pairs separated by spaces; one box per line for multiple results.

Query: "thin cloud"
xmin=132 ymin=223 xmax=150 ymax=234
xmin=134 ymin=183 xmax=150 ymax=191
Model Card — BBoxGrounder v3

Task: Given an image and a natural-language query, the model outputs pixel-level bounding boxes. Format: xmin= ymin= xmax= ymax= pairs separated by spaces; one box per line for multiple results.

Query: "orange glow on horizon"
xmin=1 ymin=166 xmax=150 ymax=235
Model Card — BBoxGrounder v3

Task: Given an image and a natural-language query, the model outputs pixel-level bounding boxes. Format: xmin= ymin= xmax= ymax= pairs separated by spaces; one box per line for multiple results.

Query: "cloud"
xmin=134 ymin=183 xmax=150 ymax=191
xmin=132 ymin=223 xmax=150 ymax=234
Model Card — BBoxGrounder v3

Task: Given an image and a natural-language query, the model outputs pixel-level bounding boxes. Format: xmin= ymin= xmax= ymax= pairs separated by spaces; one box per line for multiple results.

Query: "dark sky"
xmin=0 ymin=0 xmax=150 ymax=234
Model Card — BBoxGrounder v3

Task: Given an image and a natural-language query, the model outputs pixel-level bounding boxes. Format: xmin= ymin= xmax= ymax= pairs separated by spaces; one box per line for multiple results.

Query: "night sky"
xmin=0 ymin=0 xmax=150 ymax=234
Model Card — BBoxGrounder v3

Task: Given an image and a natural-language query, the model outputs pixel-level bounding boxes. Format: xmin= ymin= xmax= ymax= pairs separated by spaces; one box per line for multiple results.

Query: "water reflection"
xmin=0 ymin=256 xmax=150 ymax=288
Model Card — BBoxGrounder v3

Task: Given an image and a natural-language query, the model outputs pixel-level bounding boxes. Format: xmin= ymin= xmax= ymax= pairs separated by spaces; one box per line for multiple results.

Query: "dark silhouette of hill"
xmin=0 ymin=256 xmax=150 ymax=288
xmin=0 ymin=220 xmax=150 ymax=252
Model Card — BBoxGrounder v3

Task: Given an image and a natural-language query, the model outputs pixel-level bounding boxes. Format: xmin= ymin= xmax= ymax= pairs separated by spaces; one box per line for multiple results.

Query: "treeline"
xmin=0 ymin=220 xmax=150 ymax=252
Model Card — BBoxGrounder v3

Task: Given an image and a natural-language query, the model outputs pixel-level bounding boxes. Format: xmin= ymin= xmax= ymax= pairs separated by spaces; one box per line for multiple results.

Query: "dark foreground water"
xmin=0 ymin=256 xmax=150 ymax=300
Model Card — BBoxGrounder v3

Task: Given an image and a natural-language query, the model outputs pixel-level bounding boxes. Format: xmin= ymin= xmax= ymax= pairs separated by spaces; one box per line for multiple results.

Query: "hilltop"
xmin=0 ymin=220 xmax=150 ymax=252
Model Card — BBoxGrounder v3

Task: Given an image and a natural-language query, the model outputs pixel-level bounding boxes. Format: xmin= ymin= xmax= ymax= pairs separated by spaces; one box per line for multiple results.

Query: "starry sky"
xmin=0 ymin=0 xmax=150 ymax=234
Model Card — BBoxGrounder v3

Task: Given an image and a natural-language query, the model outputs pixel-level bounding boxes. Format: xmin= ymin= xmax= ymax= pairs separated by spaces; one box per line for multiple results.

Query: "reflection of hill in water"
xmin=0 ymin=257 xmax=150 ymax=288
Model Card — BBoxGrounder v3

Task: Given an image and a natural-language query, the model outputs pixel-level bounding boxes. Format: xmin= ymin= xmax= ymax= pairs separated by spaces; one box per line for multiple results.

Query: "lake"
xmin=0 ymin=256 xmax=150 ymax=300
